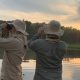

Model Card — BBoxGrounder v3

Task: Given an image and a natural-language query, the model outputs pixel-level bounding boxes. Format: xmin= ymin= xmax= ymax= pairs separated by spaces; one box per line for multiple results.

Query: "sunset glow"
xmin=0 ymin=0 xmax=80 ymax=30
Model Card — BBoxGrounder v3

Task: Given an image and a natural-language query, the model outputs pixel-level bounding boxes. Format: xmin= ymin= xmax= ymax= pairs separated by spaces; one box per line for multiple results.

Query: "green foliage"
xmin=27 ymin=49 xmax=36 ymax=59
xmin=25 ymin=21 xmax=45 ymax=39
xmin=0 ymin=20 xmax=80 ymax=59
xmin=61 ymin=27 xmax=80 ymax=43
xmin=0 ymin=20 xmax=80 ymax=43
xmin=0 ymin=49 xmax=4 ymax=59
xmin=69 ymin=44 xmax=80 ymax=49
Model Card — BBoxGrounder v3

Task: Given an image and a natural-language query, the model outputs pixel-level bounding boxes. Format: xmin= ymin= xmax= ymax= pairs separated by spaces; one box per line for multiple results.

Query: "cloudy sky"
xmin=0 ymin=0 xmax=80 ymax=29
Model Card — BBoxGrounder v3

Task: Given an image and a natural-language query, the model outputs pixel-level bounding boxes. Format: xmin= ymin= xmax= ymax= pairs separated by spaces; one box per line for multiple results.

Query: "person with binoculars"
xmin=0 ymin=20 xmax=28 ymax=80
xmin=28 ymin=20 xmax=67 ymax=80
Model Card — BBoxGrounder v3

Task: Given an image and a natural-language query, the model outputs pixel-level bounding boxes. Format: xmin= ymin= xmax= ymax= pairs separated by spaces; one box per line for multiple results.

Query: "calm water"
xmin=0 ymin=58 xmax=80 ymax=80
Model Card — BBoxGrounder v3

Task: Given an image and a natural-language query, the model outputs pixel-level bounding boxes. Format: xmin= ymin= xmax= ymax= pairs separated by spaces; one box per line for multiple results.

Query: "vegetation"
xmin=69 ymin=44 xmax=80 ymax=49
xmin=62 ymin=27 xmax=80 ymax=44
xmin=0 ymin=20 xmax=80 ymax=59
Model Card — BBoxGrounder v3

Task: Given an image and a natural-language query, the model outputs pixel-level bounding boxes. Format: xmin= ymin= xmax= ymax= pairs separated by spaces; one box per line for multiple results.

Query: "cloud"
xmin=0 ymin=9 xmax=67 ymax=23
xmin=0 ymin=0 xmax=71 ymax=16
xmin=0 ymin=0 xmax=79 ymax=29
xmin=65 ymin=0 xmax=80 ymax=23
xmin=77 ymin=0 xmax=80 ymax=17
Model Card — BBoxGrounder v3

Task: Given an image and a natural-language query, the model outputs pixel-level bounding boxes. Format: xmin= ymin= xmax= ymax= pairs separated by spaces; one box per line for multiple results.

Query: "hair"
xmin=1 ymin=23 xmax=15 ymax=38
xmin=6 ymin=23 xmax=14 ymax=30
xmin=1 ymin=28 xmax=9 ymax=38
xmin=46 ymin=34 xmax=60 ymax=39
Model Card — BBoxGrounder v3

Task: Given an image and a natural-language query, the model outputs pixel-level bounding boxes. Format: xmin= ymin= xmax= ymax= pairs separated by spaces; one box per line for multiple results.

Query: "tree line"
xmin=0 ymin=20 xmax=80 ymax=59
xmin=25 ymin=21 xmax=80 ymax=44
xmin=0 ymin=20 xmax=80 ymax=43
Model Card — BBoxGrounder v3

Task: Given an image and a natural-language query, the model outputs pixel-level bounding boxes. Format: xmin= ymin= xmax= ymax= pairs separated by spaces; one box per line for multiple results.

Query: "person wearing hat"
xmin=0 ymin=19 xmax=28 ymax=80
xmin=28 ymin=20 xmax=67 ymax=80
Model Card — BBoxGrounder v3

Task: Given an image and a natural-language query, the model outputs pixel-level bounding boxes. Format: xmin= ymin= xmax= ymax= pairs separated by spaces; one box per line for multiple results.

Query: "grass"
xmin=0 ymin=44 xmax=80 ymax=59
xmin=68 ymin=43 xmax=80 ymax=49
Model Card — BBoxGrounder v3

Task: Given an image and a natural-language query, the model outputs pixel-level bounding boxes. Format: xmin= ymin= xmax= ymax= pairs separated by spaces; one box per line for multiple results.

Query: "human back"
xmin=30 ymin=38 xmax=66 ymax=80
xmin=34 ymin=39 xmax=66 ymax=69
xmin=0 ymin=19 xmax=28 ymax=80
xmin=28 ymin=20 xmax=67 ymax=80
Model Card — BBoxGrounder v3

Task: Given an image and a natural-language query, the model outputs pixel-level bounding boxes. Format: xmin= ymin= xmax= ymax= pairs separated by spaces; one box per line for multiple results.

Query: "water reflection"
xmin=0 ymin=58 xmax=80 ymax=80
xmin=63 ymin=58 xmax=80 ymax=80
xmin=64 ymin=58 xmax=80 ymax=66
xmin=22 ymin=60 xmax=36 ymax=69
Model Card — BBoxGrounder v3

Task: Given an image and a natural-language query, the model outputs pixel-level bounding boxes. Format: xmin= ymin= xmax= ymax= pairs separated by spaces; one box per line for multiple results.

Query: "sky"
xmin=0 ymin=0 xmax=80 ymax=30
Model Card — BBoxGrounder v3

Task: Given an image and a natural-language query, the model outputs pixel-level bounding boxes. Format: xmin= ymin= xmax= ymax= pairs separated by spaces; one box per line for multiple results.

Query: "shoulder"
xmin=0 ymin=37 xmax=18 ymax=43
xmin=58 ymin=41 xmax=68 ymax=49
xmin=31 ymin=39 xmax=45 ymax=45
xmin=0 ymin=37 xmax=23 ymax=49
xmin=28 ymin=39 xmax=46 ymax=49
xmin=5 ymin=37 xmax=23 ymax=46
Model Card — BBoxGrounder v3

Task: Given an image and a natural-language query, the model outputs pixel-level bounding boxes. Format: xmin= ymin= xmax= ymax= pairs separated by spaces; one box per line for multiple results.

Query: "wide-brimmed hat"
xmin=12 ymin=19 xmax=28 ymax=35
xmin=44 ymin=20 xmax=64 ymax=36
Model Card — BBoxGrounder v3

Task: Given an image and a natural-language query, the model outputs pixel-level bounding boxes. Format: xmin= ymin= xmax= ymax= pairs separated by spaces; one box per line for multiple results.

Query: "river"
xmin=0 ymin=58 xmax=80 ymax=80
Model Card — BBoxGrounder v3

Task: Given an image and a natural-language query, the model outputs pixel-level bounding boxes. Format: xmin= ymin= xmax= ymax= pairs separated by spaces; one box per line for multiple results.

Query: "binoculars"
xmin=0 ymin=23 xmax=14 ymax=31
xmin=6 ymin=23 xmax=14 ymax=30
xmin=0 ymin=23 xmax=14 ymax=38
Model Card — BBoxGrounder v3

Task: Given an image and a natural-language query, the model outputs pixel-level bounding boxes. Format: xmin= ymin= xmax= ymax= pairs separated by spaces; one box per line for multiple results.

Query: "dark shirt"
xmin=28 ymin=34 xmax=67 ymax=80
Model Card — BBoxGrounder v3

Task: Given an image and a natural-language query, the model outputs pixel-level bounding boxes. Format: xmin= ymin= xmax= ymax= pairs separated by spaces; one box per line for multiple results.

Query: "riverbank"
xmin=68 ymin=43 xmax=80 ymax=49
xmin=0 ymin=44 xmax=80 ymax=59
xmin=0 ymin=58 xmax=80 ymax=80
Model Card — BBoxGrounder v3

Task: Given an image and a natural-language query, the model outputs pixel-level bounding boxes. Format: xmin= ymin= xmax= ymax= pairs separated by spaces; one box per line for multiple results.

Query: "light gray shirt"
xmin=0 ymin=37 xmax=25 ymax=80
